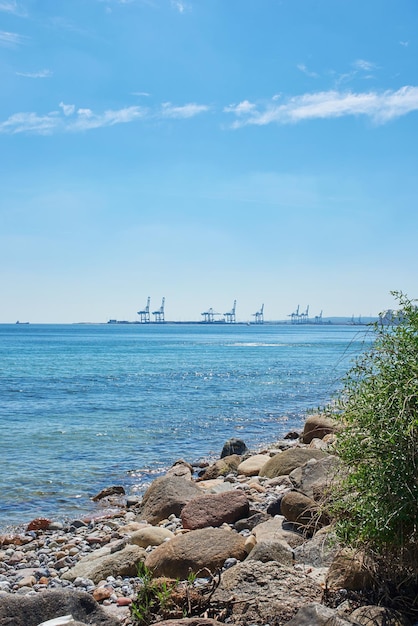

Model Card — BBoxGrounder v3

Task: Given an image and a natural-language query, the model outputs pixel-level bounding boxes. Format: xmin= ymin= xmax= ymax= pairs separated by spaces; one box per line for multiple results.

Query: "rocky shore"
xmin=0 ymin=415 xmax=414 ymax=626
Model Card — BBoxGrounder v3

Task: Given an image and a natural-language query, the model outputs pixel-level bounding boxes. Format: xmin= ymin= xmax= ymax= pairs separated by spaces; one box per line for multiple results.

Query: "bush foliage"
xmin=330 ymin=292 xmax=418 ymax=562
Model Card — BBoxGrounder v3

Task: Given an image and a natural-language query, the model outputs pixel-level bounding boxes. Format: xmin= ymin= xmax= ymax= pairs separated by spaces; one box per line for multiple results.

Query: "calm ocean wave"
xmin=0 ymin=323 xmax=371 ymax=530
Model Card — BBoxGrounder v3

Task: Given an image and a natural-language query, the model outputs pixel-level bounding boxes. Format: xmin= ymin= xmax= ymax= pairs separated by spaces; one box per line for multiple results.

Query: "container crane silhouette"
xmin=252 ymin=303 xmax=264 ymax=324
xmin=152 ymin=297 xmax=165 ymax=323
xmin=288 ymin=305 xmax=300 ymax=324
xmin=224 ymin=300 xmax=237 ymax=323
xmin=314 ymin=310 xmax=323 ymax=324
xmin=137 ymin=297 xmax=151 ymax=323
xmin=201 ymin=307 xmax=221 ymax=323
xmin=300 ymin=305 xmax=310 ymax=324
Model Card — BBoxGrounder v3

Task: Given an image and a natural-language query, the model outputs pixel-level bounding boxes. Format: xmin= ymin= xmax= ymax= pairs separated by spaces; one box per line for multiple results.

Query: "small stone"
xmin=116 ymin=596 xmax=132 ymax=606
xmin=27 ymin=518 xmax=51 ymax=532
xmin=92 ymin=585 xmax=113 ymax=602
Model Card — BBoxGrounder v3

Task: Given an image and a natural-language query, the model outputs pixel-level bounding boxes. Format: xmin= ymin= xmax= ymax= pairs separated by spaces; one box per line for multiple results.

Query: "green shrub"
xmin=329 ymin=291 xmax=418 ymax=565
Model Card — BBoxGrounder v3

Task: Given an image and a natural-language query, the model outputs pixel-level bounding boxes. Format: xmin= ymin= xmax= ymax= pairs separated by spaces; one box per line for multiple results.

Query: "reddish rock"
xmin=93 ymin=586 xmax=113 ymax=602
xmin=180 ymin=490 xmax=250 ymax=530
xmin=86 ymin=535 xmax=111 ymax=545
xmin=138 ymin=476 xmax=202 ymax=525
xmin=27 ymin=517 xmax=51 ymax=532
xmin=0 ymin=534 xmax=32 ymax=546
xmin=116 ymin=597 xmax=132 ymax=606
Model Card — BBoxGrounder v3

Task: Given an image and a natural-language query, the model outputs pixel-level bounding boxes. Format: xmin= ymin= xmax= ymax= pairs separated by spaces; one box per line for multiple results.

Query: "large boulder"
xmin=281 ymin=491 xmax=329 ymax=529
xmin=237 ymin=454 xmax=271 ymax=476
xmin=138 ymin=476 xmax=202 ymax=524
xmin=293 ymin=527 xmax=340 ymax=568
xmin=260 ymin=448 xmax=327 ymax=478
xmin=180 ymin=490 xmax=249 ymax=530
xmin=220 ymin=438 xmax=248 ymax=458
xmin=144 ymin=527 xmax=247 ymax=579
xmin=197 ymin=455 xmax=241 ymax=481
xmin=284 ymin=602 xmax=354 ymax=625
xmin=253 ymin=516 xmax=305 ymax=549
xmin=245 ymin=538 xmax=294 ymax=566
xmin=301 ymin=414 xmax=339 ymax=444
xmin=62 ymin=544 xmax=145 ymax=584
xmin=0 ymin=589 xmax=119 ymax=626
xmin=212 ymin=560 xmax=322 ymax=625
xmin=326 ymin=548 xmax=374 ymax=591
xmin=129 ymin=525 xmax=174 ymax=547
xmin=289 ymin=455 xmax=340 ymax=500
xmin=350 ymin=605 xmax=412 ymax=625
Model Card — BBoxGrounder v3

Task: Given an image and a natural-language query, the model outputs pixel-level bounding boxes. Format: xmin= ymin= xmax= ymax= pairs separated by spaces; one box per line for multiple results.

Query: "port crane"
xmin=289 ymin=304 xmax=311 ymax=324
xmin=300 ymin=305 xmax=310 ymax=324
xmin=137 ymin=297 xmax=151 ymax=323
xmin=201 ymin=307 xmax=221 ymax=323
xmin=252 ymin=303 xmax=264 ymax=324
xmin=314 ymin=310 xmax=323 ymax=324
xmin=152 ymin=297 xmax=165 ymax=323
xmin=224 ymin=300 xmax=237 ymax=323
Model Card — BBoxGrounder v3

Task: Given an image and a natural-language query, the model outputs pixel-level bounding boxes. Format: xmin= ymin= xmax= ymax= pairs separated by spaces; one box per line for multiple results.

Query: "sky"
xmin=1 ymin=0 xmax=418 ymax=323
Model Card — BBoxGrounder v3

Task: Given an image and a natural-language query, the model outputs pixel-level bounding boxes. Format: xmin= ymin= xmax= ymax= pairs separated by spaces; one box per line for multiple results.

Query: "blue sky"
xmin=1 ymin=0 xmax=417 ymax=323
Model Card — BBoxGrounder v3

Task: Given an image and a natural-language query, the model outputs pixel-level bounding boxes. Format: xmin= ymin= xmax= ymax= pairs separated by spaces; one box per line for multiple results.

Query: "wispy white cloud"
xmin=399 ymin=40 xmax=409 ymax=47
xmin=160 ymin=102 xmax=210 ymax=118
xmin=297 ymin=63 xmax=319 ymax=78
xmin=0 ymin=104 xmax=146 ymax=135
xmin=353 ymin=59 xmax=377 ymax=72
xmin=0 ymin=30 xmax=27 ymax=47
xmin=0 ymin=100 xmax=211 ymax=134
xmin=171 ymin=0 xmax=187 ymax=13
xmin=16 ymin=69 xmax=53 ymax=79
xmin=59 ymin=102 xmax=76 ymax=116
xmin=3 ymin=88 xmax=417 ymax=135
xmin=225 ymin=87 xmax=418 ymax=128
xmin=132 ymin=91 xmax=151 ymax=97
xmin=0 ymin=1 xmax=27 ymax=16
xmin=224 ymin=100 xmax=256 ymax=116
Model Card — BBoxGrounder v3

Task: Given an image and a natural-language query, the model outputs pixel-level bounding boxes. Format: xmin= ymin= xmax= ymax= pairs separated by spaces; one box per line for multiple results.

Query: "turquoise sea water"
xmin=0 ymin=323 xmax=371 ymax=530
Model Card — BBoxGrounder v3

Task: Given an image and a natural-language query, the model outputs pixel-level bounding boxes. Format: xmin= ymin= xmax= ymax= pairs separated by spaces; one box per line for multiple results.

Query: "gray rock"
xmin=220 ymin=438 xmax=248 ymax=458
xmin=245 ymin=538 xmax=294 ymax=566
xmin=62 ymin=544 xmax=145 ymax=584
xmin=0 ymin=589 xmax=119 ymax=626
xmin=234 ymin=511 xmax=271 ymax=532
xmin=294 ymin=527 xmax=340 ymax=568
xmin=212 ymin=560 xmax=322 ymax=625
xmin=289 ymin=455 xmax=340 ymax=501
xmin=284 ymin=602 xmax=356 ymax=625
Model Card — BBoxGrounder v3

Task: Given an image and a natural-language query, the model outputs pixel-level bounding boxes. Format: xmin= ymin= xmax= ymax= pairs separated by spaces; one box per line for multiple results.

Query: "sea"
xmin=0 ymin=322 xmax=372 ymax=531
